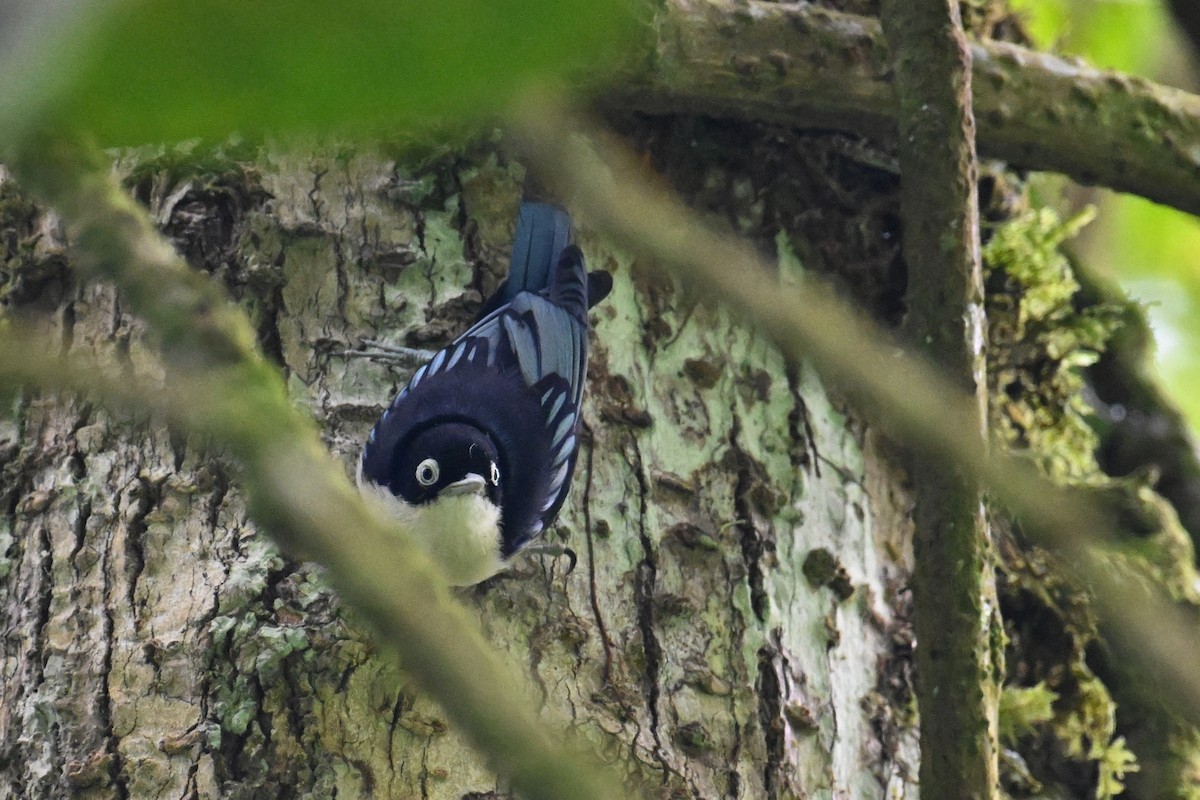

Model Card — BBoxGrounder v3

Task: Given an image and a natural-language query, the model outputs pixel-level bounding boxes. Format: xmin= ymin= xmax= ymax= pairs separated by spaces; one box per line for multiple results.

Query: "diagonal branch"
xmin=611 ymin=0 xmax=1200 ymax=216
xmin=510 ymin=92 xmax=1200 ymax=729
xmin=4 ymin=139 xmax=635 ymax=800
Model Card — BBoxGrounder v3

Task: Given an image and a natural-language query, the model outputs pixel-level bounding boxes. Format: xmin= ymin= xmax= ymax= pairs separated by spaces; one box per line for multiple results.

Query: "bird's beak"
xmin=442 ymin=474 xmax=487 ymax=496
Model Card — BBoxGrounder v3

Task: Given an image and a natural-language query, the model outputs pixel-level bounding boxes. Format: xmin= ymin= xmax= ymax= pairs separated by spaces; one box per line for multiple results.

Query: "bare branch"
xmin=509 ymin=92 xmax=1200 ymax=728
xmin=881 ymin=0 xmax=999 ymax=796
xmin=3 ymin=141 xmax=636 ymax=800
xmin=611 ymin=0 xmax=1200 ymax=216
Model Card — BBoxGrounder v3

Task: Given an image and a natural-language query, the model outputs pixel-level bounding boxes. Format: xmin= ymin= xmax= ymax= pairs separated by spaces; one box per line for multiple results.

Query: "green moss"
xmin=120 ymin=139 xmax=263 ymax=191
xmin=1097 ymin=737 xmax=1139 ymax=799
xmin=674 ymin=722 xmax=715 ymax=755
xmin=0 ymin=180 xmax=71 ymax=309
xmin=1098 ymin=485 xmax=1200 ymax=607
xmin=984 ymin=207 xmax=1123 ymax=483
xmin=0 ymin=180 xmax=38 ymax=237
xmin=1168 ymin=729 xmax=1200 ymax=799
xmin=986 ymin=203 xmax=1200 ymax=797
xmin=988 ymin=206 xmax=1200 ymax=800
xmin=999 ymin=682 xmax=1057 ymax=743
xmin=984 ymin=206 xmax=1157 ymax=796
xmin=1054 ymin=670 xmax=1138 ymax=799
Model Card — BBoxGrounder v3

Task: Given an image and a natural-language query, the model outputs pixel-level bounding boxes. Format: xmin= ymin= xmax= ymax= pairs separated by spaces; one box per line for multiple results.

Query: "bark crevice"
xmin=579 ymin=425 xmax=616 ymax=685
xmin=730 ymin=416 xmax=768 ymax=624
xmin=99 ymin=526 xmax=131 ymax=800
xmin=124 ymin=475 xmax=161 ymax=613
xmin=754 ymin=638 xmax=786 ymax=800
xmin=629 ymin=438 xmax=667 ymax=775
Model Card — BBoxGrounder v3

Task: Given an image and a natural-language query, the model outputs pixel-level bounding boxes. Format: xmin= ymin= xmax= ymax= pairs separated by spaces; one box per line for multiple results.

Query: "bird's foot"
xmin=341 ymin=339 xmax=436 ymax=364
xmin=523 ymin=542 xmax=578 ymax=575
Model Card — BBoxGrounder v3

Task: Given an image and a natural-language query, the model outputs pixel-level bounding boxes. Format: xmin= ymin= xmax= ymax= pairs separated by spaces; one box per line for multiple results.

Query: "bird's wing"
xmin=408 ymin=246 xmax=590 ymax=398
xmin=387 ymin=333 xmax=494 ymax=406
xmin=528 ymin=375 xmax=580 ymax=518
xmin=395 ymin=288 xmax=586 ymax=415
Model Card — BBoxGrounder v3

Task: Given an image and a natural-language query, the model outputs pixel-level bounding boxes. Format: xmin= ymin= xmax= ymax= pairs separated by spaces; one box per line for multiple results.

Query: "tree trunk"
xmin=0 ymin=129 xmax=926 ymax=798
xmin=5 ymin=111 xmax=1189 ymax=798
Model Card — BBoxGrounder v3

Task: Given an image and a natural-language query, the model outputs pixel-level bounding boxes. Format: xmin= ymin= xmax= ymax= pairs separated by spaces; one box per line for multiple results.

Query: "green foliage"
xmin=1172 ymin=729 xmax=1200 ymax=798
xmin=984 ymin=207 xmax=1124 ymax=482
xmin=1063 ymin=671 xmax=1139 ymax=799
xmin=8 ymin=0 xmax=636 ymax=147
xmin=1092 ymin=197 xmax=1200 ymax=430
xmin=985 ymin=204 xmax=1165 ymax=797
xmin=1008 ymin=0 xmax=1200 ymax=431
xmin=1009 ymin=0 xmax=1170 ymax=74
xmin=999 ymin=682 xmax=1058 ymax=742
xmin=1097 ymin=738 xmax=1140 ymax=799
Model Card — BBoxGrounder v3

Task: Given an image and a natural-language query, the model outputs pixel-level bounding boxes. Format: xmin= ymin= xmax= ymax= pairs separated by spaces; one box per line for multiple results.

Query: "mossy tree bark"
xmin=882 ymin=1 xmax=1000 ymax=797
xmin=3 ymin=56 xmax=1199 ymax=800
xmin=0 ymin=135 xmax=922 ymax=799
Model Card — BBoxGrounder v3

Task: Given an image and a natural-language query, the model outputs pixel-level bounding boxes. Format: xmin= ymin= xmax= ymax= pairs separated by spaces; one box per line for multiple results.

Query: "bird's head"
xmin=358 ymin=421 xmax=507 ymax=586
xmin=389 ymin=423 xmax=502 ymax=508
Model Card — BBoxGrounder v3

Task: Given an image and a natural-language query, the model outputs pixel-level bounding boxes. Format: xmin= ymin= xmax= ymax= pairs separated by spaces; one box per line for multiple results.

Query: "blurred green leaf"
xmin=1069 ymin=1 xmax=1166 ymax=74
xmin=7 ymin=0 xmax=636 ymax=147
xmin=1011 ymin=0 xmax=1169 ymax=72
xmin=1008 ymin=0 xmax=1071 ymax=49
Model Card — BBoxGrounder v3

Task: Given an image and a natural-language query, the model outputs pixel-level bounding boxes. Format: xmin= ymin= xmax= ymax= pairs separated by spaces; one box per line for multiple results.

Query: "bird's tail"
xmin=510 ymin=202 xmax=573 ymax=297
xmin=546 ymin=245 xmax=590 ymax=323
xmin=476 ymin=202 xmax=573 ymax=321
xmin=479 ymin=201 xmax=612 ymax=322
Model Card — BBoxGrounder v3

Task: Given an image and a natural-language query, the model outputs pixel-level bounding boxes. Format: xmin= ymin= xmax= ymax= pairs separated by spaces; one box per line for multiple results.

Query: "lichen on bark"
xmin=0 ymin=135 xmax=921 ymax=798
xmin=2 ymin=61 xmax=1196 ymax=800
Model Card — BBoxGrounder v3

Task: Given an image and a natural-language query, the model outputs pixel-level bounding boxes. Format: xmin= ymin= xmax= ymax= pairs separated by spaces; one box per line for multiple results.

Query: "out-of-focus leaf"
xmin=1009 ymin=0 xmax=1070 ymax=49
xmin=1011 ymin=0 xmax=1168 ymax=72
xmin=1068 ymin=0 xmax=1167 ymax=74
xmin=1063 ymin=0 xmax=1200 ymax=430
xmin=3 ymin=0 xmax=636 ymax=147
xmin=1110 ymin=196 xmax=1200 ymax=426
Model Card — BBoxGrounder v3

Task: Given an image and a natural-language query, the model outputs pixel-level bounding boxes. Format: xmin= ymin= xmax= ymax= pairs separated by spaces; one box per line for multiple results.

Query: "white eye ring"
xmin=415 ymin=458 xmax=440 ymax=487
xmin=490 ymin=461 xmax=501 ymax=485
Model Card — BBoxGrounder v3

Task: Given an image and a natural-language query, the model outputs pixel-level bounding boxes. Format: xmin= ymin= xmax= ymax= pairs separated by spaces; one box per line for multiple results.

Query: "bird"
xmin=358 ymin=202 xmax=611 ymax=585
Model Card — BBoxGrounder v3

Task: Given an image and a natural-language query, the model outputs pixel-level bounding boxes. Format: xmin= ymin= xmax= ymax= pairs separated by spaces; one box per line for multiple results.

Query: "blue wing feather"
xmin=364 ymin=201 xmax=596 ymax=554
xmin=451 ymin=245 xmax=589 ymax=403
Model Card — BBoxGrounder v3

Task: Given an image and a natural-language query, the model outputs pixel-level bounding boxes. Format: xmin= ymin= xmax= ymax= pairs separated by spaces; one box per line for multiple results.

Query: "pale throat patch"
xmin=358 ymin=478 xmax=505 ymax=586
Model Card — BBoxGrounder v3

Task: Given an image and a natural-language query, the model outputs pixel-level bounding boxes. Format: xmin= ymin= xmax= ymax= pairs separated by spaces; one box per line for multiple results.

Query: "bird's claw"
xmin=342 ymin=339 xmax=436 ymax=364
xmin=523 ymin=542 xmax=577 ymax=575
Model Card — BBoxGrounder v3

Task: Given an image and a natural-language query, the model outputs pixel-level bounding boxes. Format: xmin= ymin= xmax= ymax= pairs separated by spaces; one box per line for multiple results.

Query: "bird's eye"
xmin=415 ymin=458 xmax=440 ymax=487
xmin=489 ymin=461 xmax=501 ymax=485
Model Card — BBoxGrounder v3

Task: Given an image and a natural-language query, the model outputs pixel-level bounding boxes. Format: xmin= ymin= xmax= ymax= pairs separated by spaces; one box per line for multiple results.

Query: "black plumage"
xmin=360 ymin=202 xmax=610 ymax=568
